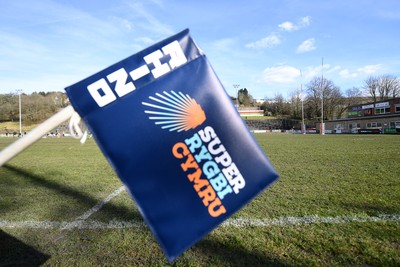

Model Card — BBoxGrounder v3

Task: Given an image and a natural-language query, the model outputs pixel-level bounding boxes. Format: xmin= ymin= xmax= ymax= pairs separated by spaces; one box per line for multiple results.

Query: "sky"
xmin=1 ymin=0 xmax=400 ymax=99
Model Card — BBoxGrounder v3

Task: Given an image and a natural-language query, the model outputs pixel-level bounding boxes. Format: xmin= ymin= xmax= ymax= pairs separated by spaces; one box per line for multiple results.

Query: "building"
xmin=238 ymin=106 xmax=264 ymax=117
xmin=324 ymin=97 xmax=400 ymax=133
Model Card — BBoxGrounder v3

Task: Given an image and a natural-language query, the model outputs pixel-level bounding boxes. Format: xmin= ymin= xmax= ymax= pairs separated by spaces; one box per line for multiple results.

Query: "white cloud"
xmin=339 ymin=69 xmax=358 ymax=78
xmin=303 ymin=66 xmax=322 ymax=79
xmin=300 ymin=16 xmax=311 ymax=27
xmin=357 ymin=64 xmax=383 ymax=74
xmin=278 ymin=21 xmax=295 ymax=31
xmin=299 ymin=63 xmax=383 ymax=81
xmin=136 ymin=36 xmax=156 ymax=45
xmin=111 ymin=17 xmax=133 ymax=31
xmin=261 ymin=65 xmax=300 ymax=83
xmin=149 ymin=0 xmax=165 ymax=8
xmin=246 ymin=33 xmax=281 ymax=49
xmin=127 ymin=2 xmax=174 ymax=36
xmin=296 ymin=38 xmax=316 ymax=53
xmin=339 ymin=64 xmax=383 ymax=78
xmin=326 ymin=65 xmax=342 ymax=74
xmin=279 ymin=16 xmax=311 ymax=31
xmin=301 ymin=64 xmax=341 ymax=79
xmin=247 ymin=16 xmax=311 ymax=50
xmin=212 ymin=38 xmax=237 ymax=50
xmin=0 ymin=1 xmax=175 ymax=93
xmin=0 ymin=30 xmax=48 ymax=63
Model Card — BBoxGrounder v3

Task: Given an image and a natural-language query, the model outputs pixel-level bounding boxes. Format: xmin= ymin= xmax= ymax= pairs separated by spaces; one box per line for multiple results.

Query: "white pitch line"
xmin=0 ymin=220 xmax=145 ymax=229
xmin=222 ymin=214 xmax=400 ymax=227
xmin=62 ymin=185 xmax=126 ymax=229
xmin=1 ymin=214 xmax=399 ymax=230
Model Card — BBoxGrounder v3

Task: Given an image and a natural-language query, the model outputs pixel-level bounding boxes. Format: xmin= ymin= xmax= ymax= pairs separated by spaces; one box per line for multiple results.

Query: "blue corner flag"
xmin=65 ymin=29 xmax=279 ymax=261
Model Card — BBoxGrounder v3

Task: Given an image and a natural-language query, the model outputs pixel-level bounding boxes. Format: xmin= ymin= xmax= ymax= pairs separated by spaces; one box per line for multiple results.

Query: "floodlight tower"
xmin=300 ymin=70 xmax=306 ymax=134
xmin=17 ymin=89 xmax=23 ymax=136
xmin=233 ymin=84 xmax=240 ymax=108
xmin=321 ymin=58 xmax=325 ymax=135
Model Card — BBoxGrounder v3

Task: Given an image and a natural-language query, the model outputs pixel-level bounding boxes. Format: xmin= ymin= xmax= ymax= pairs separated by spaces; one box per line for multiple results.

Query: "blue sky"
xmin=1 ymin=0 xmax=399 ymax=99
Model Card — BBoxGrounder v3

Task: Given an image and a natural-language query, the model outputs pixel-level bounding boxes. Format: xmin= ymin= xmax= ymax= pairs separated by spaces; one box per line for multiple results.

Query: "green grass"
xmin=0 ymin=134 xmax=399 ymax=266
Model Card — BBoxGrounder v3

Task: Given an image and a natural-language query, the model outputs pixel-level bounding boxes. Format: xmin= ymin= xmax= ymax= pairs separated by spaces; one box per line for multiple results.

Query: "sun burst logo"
xmin=142 ymin=90 xmax=206 ymax=132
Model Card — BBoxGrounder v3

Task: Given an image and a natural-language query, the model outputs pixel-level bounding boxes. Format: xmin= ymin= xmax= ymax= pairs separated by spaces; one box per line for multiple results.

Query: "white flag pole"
xmin=0 ymin=105 xmax=75 ymax=167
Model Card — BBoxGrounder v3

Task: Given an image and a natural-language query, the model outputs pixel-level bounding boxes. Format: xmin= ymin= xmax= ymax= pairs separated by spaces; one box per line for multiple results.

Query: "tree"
xmin=238 ymin=88 xmax=254 ymax=106
xmin=378 ymin=75 xmax=399 ymax=100
xmin=288 ymin=89 xmax=303 ymax=120
xmin=273 ymin=93 xmax=291 ymax=117
xmin=335 ymin=87 xmax=363 ymax=119
xmin=0 ymin=93 xmax=19 ymax=121
xmin=305 ymin=77 xmax=342 ymax=120
xmin=259 ymin=94 xmax=290 ymax=117
xmin=323 ymin=83 xmax=342 ymax=120
xmin=0 ymin=91 xmax=68 ymax=124
xmin=364 ymin=75 xmax=399 ymax=101
xmin=305 ymin=77 xmax=323 ymax=119
xmin=260 ymin=98 xmax=277 ymax=116
xmin=364 ymin=76 xmax=379 ymax=102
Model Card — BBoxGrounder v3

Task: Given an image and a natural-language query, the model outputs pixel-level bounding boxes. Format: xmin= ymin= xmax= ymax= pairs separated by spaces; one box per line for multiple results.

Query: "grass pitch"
xmin=0 ymin=134 xmax=399 ymax=266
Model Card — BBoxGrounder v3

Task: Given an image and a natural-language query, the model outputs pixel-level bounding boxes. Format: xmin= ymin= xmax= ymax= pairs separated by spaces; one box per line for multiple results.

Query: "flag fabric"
xmin=65 ymin=29 xmax=279 ymax=261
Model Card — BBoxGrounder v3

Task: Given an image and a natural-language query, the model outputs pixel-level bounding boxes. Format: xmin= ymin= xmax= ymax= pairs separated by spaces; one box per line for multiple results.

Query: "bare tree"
xmin=394 ymin=78 xmax=400 ymax=98
xmin=364 ymin=76 xmax=379 ymax=102
xmin=378 ymin=75 xmax=399 ymax=100
xmin=305 ymin=77 xmax=342 ymax=120
xmin=305 ymin=77 xmax=322 ymax=119
xmin=336 ymin=87 xmax=363 ymax=119
xmin=324 ymin=84 xmax=343 ymax=120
